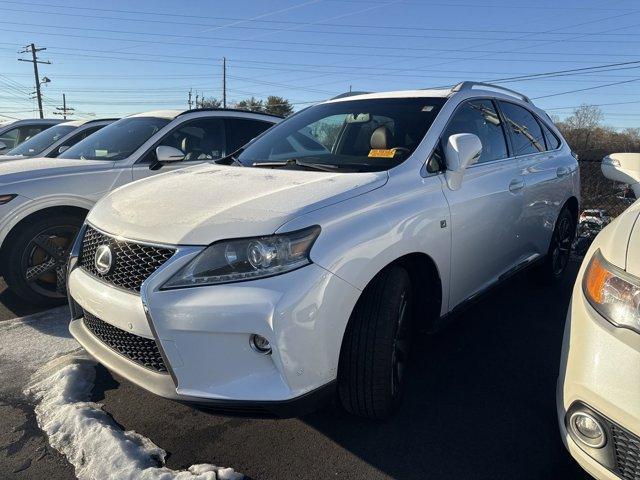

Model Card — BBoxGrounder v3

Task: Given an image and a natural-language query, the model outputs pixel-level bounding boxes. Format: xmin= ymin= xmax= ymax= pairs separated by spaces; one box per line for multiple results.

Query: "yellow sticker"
xmin=368 ymin=149 xmax=396 ymax=158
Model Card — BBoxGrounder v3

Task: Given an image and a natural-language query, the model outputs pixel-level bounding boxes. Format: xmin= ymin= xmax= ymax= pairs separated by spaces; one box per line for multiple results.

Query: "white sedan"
xmin=558 ymin=153 xmax=640 ymax=480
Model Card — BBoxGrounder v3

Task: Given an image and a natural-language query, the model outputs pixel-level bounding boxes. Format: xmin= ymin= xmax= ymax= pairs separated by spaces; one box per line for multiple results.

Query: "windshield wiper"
xmin=252 ymin=158 xmax=339 ymax=172
xmin=215 ymin=148 xmax=245 ymax=166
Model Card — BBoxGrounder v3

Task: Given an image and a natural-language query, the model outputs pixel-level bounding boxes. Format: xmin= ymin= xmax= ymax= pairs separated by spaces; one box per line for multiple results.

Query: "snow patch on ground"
xmin=18 ymin=320 xmax=243 ymax=480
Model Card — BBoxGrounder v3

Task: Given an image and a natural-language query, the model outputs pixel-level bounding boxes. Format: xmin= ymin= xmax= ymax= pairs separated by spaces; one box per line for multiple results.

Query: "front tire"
xmin=3 ymin=213 xmax=83 ymax=306
xmin=338 ymin=266 xmax=412 ymax=419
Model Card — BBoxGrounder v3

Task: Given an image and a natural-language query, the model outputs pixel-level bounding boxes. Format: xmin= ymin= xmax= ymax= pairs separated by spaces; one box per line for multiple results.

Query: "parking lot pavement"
xmin=0 ymin=260 xmax=592 ymax=480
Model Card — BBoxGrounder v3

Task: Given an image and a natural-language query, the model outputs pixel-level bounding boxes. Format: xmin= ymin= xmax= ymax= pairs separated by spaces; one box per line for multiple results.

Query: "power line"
xmin=532 ymin=77 xmax=640 ymax=100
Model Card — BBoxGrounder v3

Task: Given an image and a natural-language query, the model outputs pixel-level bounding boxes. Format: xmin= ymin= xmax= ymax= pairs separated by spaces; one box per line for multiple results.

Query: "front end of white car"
xmin=558 ymin=203 xmax=640 ymax=480
xmin=67 ymin=220 xmax=362 ymax=416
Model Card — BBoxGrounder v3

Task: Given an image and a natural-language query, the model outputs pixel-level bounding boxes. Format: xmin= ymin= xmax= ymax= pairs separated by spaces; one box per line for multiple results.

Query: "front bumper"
xmin=557 ymin=280 xmax=640 ymax=479
xmin=68 ymin=234 xmax=360 ymax=417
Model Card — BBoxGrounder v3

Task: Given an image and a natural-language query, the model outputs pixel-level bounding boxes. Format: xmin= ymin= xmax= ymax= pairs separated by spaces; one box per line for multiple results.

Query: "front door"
xmin=440 ymin=99 xmax=526 ymax=308
xmin=132 ymin=118 xmax=226 ymax=181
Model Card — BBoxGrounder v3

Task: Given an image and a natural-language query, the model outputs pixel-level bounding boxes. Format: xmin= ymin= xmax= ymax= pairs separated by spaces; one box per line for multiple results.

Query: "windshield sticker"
xmin=368 ymin=149 xmax=396 ymax=158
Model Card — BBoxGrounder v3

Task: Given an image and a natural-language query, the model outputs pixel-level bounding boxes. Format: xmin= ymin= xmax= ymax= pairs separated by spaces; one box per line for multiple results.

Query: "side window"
xmin=540 ymin=121 xmax=560 ymax=150
xmin=49 ymin=125 xmax=104 ymax=157
xmin=499 ymin=102 xmax=546 ymax=156
xmin=225 ymin=119 xmax=273 ymax=153
xmin=0 ymin=128 xmax=19 ymax=149
xmin=442 ymin=99 xmax=508 ymax=164
xmin=19 ymin=126 xmax=46 ymax=142
xmin=148 ymin=118 xmax=225 ymax=162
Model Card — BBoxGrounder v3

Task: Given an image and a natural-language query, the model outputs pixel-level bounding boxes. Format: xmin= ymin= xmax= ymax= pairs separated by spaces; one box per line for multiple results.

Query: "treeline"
xmin=198 ymin=95 xmax=294 ymax=117
xmin=553 ymin=104 xmax=640 ymax=161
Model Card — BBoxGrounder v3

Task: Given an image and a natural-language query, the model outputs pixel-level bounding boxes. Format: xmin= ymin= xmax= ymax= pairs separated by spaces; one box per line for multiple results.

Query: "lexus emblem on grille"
xmin=94 ymin=245 xmax=114 ymax=275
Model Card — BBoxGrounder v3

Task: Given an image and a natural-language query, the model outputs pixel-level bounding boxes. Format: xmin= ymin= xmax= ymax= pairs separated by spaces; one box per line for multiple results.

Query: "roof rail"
xmin=451 ymin=81 xmax=531 ymax=103
xmin=330 ymin=91 xmax=370 ymax=100
xmin=178 ymin=107 xmax=283 ymax=119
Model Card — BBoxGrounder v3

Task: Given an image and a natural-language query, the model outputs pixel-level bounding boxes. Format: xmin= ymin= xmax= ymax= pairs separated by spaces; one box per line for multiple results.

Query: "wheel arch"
xmin=563 ymin=195 xmax=579 ymax=225
xmin=0 ymin=204 xmax=89 ymax=268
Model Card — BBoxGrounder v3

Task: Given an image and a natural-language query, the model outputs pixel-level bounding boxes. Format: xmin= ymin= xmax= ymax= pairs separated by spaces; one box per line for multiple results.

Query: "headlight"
xmin=583 ymin=249 xmax=640 ymax=334
xmin=162 ymin=226 xmax=321 ymax=289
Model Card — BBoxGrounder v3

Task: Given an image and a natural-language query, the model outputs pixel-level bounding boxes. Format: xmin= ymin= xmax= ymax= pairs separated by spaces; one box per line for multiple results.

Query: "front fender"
xmin=0 ymin=194 xmax=94 ymax=249
xmin=277 ymin=172 xmax=451 ymax=315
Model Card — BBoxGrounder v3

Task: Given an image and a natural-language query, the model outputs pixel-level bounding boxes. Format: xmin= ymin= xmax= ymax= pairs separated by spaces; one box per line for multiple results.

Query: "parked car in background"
xmin=0 ymin=118 xmax=64 ymax=154
xmin=580 ymin=209 xmax=611 ymax=227
xmin=0 ymin=108 xmax=280 ymax=305
xmin=558 ymin=153 xmax=640 ymax=480
xmin=0 ymin=118 xmax=117 ymax=160
xmin=68 ymin=82 xmax=579 ymax=419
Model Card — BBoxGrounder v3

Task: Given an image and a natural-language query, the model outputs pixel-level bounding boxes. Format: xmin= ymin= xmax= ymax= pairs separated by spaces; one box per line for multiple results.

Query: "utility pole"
xmin=188 ymin=88 xmax=193 ymax=109
xmin=53 ymin=93 xmax=74 ymax=119
xmin=222 ymin=57 xmax=227 ymax=108
xmin=18 ymin=43 xmax=50 ymax=119
xmin=195 ymin=91 xmax=199 ymax=109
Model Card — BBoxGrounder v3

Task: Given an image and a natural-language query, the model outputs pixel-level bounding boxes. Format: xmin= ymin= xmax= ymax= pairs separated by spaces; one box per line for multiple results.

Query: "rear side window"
xmin=499 ymin=102 xmax=546 ymax=156
xmin=225 ymin=118 xmax=273 ymax=153
xmin=0 ymin=128 xmax=21 ymax=149
xmin=540 ymin=121 xmax=561 ymax=150
xmin=442 ymin=99 xmax=508 ymax=164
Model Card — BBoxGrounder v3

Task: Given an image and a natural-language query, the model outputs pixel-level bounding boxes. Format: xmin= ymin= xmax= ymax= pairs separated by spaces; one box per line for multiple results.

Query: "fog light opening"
xmin=250 ymin=334 xmax=272 ymax=355
xmin=569 ymin=412 xmax=606 ymax=448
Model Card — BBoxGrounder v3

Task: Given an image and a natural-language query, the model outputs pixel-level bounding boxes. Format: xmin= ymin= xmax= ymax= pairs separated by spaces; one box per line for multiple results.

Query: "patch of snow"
xmin=24 ymin=351 xmax=243 ymax=480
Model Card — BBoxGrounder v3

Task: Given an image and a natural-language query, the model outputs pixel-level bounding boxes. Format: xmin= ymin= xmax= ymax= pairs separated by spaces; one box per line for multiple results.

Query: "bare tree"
xmin=235 ymin=97 xmax=264 ymax=112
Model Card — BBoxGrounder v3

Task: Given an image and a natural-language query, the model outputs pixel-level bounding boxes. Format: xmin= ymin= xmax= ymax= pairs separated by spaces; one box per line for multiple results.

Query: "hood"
xmin=595 ymin=200 xmax=640 ymax=275
xmin=0 ymin=154 xmax=27 ymax=161
xmin=88 ymin=163 xmax=388 ymax=245
xmin=0 ymin=157 xmax=113 ymax=188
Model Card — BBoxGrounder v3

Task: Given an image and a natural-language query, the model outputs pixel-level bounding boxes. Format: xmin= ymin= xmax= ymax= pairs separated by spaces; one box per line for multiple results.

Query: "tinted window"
xmin=0 ymin=128 xmax=20 ymax=149
xmin=237 ymin=97 xmax=447 ymax=172
xmin=442 ymin=99 xmax=508 ymax=164
xmin=7 ymin=124 xmax=75 ymax=156
xmin=500 ymin=102 xmax=545 ymax=156
xmin=225 ymin=119 xmax=273 ymax=153
xmin=47 ymin=125 xmax=106 ymax=157
xmin=540 ymin=121 xmax=560 ymax=150
xmin=148 ymin=118 xmax=225 ymax=162
xmin=59 ymin=117 xmax=170 ymax=161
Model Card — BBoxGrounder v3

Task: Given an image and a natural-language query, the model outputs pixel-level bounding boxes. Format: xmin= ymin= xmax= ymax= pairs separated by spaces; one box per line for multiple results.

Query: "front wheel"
xmin=3 ymin=213 xmax=83 ymax=306
xmin=338 ymin=266 xmax=412 ymax=419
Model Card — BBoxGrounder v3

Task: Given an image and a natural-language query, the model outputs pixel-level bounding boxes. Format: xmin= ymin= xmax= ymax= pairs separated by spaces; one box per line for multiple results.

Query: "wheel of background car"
xmin=536 ymin=206 xmax=576 ymax=283
xmin=338 ymin=265 xmax=413 ymax=419
xmin=3 ymin=213 xmax=84 ymax=306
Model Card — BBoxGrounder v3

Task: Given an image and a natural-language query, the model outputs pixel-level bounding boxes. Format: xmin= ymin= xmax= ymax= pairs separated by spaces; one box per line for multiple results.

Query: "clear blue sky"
xmin=0 ymin=0 xmax=638 ymax=129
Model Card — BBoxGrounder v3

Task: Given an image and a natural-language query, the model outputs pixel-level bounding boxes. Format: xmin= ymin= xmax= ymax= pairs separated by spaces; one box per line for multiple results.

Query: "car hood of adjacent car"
xmin=88 ymin=163 xmax=389 ymax=245
xmin=0 ymin=156 xmax=113 ymax=187
xmin=593 ymin=199 xmax=640 ymax=277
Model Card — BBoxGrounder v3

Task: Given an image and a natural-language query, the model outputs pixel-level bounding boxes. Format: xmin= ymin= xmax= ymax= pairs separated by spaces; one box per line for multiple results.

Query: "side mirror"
xmin=156 ymin=145 xmax=185 ymax=163
xmin=602 ymin=153 xmax=640 ymax=198
xmin=58 ymin=145 xmax=70 ymax=154
xmin=444 ymin=133 xmax=482 ymax=190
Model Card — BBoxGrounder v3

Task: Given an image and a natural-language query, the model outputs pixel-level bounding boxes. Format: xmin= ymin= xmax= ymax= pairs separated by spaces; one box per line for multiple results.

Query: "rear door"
xmin=498 ymin=101 xmax=569 ymax=257
xmin=441 ymin=98 xmax=526 ymax=308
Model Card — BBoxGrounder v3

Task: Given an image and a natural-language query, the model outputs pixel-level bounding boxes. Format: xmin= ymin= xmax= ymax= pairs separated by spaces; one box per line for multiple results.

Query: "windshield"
xmin=6 ymin=124 xmax=75 ymax=157
xmin=237 ymin=97 xmax=446 ymax=172
xmin=58 ymin=117 xmax=170 ymax=161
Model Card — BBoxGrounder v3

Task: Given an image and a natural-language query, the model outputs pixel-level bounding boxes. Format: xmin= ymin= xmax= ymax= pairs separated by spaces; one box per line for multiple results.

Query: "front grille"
xmin=612 ymin=423 xmax=640 ymax=479
xmin=83 ymin=310 xmax=168 ymax=373
xmin=79 ymin=226 xmax=175 ymax=293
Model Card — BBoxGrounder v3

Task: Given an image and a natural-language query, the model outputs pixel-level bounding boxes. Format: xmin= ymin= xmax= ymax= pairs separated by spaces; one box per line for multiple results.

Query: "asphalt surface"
xmin=0 ymin=263 xmax=593 ymax=480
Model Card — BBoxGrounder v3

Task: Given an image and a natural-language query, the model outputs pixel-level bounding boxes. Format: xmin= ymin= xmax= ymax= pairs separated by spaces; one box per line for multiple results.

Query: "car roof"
xmin=127 ymin=110 xmax=184 ymax=120
xmin=62 ymin=118 xmax=119 ymax=127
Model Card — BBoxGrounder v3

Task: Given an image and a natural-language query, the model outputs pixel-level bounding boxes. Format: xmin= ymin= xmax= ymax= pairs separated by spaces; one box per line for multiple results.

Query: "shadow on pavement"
xmin=99 ymin=261 xmax=592 ymax=480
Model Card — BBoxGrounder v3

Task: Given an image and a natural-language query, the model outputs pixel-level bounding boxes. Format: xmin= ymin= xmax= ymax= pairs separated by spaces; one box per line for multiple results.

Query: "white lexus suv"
xmin=0 ymin=109 xmax=279 ymax=305
xmin=68 ymin=82 xmax=579 ymax=418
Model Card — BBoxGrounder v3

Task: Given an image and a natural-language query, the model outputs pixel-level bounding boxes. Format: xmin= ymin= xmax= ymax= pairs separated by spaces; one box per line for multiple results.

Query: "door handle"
xmin=556 ymin=166 xmax=570 ymax=178
xmin=508 ymin=178 xmax=525 ymax=192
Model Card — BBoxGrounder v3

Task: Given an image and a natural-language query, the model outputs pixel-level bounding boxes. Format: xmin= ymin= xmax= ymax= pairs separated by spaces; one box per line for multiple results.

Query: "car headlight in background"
xmin=583 ymin=249 xmax=640 ymax=334
xmin=163 ymin=226 xmax=321 ymax=289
